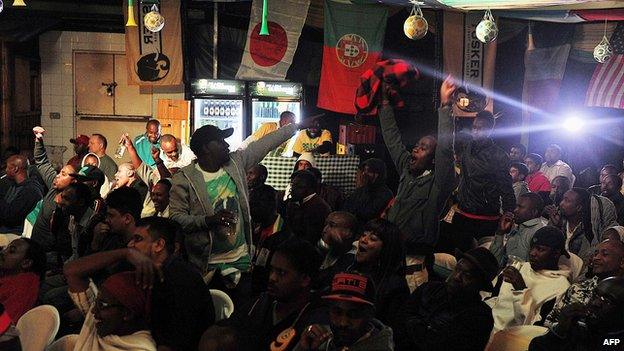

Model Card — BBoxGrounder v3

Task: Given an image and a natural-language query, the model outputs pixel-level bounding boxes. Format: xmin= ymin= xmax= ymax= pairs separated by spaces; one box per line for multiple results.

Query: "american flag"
xmin=586 ymin=23 xmax=624 ymax=109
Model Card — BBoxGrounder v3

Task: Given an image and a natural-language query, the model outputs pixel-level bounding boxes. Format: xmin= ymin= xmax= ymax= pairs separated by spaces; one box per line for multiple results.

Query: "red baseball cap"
xmin=70 ymin=135 xmax=90 ymax=146
xmin=322 ymin=272 xmax=376 ymax=306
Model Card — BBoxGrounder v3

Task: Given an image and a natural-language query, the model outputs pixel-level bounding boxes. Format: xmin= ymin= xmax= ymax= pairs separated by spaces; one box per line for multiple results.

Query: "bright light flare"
xmin=563 ymin=116 xmax=584 ymax=133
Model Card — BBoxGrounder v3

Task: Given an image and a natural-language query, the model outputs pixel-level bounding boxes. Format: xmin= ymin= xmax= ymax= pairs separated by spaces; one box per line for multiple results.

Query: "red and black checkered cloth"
xmin=355 ymin=59 xmax=419 ymax=116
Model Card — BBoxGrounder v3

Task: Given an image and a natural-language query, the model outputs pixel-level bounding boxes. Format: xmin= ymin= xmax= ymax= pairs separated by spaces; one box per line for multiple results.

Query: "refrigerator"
xmin=248 ymin=81 xmax=303 ymax=134
xmin=190 ymin=79 xmax=246 ymax=150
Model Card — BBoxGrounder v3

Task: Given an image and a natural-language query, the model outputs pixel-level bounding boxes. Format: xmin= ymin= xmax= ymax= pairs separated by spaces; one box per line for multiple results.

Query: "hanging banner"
xmin=463 ymin=12 xmax=485 ymax=88
xmin=125 ymin=0 xmax=183 ymax=86
xmin=236 ymin=0 xmax=311 ymax=80
xmin=317 ymin=0 xmax=388 ymax=115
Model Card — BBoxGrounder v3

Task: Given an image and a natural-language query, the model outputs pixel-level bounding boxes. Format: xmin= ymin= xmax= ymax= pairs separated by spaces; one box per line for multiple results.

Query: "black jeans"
xmin=207 ymin=271 xmax=253 ymax=308
xmin=437 ymin=212 xmax=499 ymax=253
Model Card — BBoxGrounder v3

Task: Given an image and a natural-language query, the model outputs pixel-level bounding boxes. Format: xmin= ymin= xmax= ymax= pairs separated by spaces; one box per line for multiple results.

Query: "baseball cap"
xmin=190 ymin=125 xmax=233 ymax=153
xmin=70 ymin=165 xmax=105 ymax=186
xmin=455 ymin=247 xmax=500 ymax=292
xmin=322 ymin=272 xmax=376 ymax=306
xmin=531 ymin=226 xmax=570 ymax=258
xmin=70 ymin=135 xmax=90 ymax=146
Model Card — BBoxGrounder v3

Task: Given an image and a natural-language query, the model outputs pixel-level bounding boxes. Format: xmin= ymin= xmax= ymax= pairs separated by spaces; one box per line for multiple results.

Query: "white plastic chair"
xmin=209 ymin=289 xmax=234 ymax=321
xmin=486 ymin=325 xmax=549 ymax=351
xmin=46 ymin=334 xmax=78 ymax=351
xmin=16 ymin=305 xmax=60 ymax=351
xmin=0 ymin=233 xmax=21 ymax=248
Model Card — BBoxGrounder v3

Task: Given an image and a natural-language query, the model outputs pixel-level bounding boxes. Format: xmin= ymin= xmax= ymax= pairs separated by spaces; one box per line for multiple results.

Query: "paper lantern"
xmin=476 ymin=9 xmax=497 ymax=43
xmin=144 ymin=4 xmax=165 ymax=33
xmin=594 ymin=35 xmax=613 ymax=63
xmin=403 ymin=2 xmax=428 ymax=40
xmin=12 ymin=0 xmax=25 ymax=6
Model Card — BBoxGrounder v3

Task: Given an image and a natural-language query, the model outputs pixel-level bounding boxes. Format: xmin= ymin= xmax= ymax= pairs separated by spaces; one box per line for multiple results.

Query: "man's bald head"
xmin=279 ymin=111 xmax=296 ymax=127
xmin=161 ymin=134 xmax=177 ymax=144
xmin=160 ymin=134 xmax=181 ymax=162
xmin=5 ymin=155 xmax=28 ymax=181
xmin=330 ymin=211 xmax=358 ymax=231
xmin=7 ymin=155 xmax=27 ymax=170
xmin=592 ymin=239 xmax=624 ymax=279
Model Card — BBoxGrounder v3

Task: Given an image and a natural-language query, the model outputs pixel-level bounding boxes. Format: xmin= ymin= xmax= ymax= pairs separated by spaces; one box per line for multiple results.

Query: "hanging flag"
xmin=317 ymin=0 xmax=388 ymax=114
xmin=125 ymin=0 xmax=183 ymax=86
xmin=236 ymin=0 xmax=311 ymax=80
xmin=520 ymin=35 xmax=570 ymax=145
xmin=586 ymin=23 xmax=624 ymax=109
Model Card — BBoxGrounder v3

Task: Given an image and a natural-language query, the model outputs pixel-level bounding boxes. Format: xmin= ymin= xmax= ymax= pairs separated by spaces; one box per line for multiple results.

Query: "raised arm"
xmin=435 ymin=76 xmax=459 ymax=198
xmin=237 ymin=122 xmax=303 ymax=171
xmin=32 ymin=127 xmax=57 ymax=188
xmin=64 ymin=248 xmax=159 ymax=293
xmin=378 ymin=104 xmax=410 ymax=172
xmin=122 ymin=133 xmax=144 ymax=171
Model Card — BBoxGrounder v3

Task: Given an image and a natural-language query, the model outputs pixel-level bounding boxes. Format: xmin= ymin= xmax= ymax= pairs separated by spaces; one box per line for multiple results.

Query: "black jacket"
xmin=342 ymin=184 xmax=393 ymax=224
xmin=393 ymin=281 xmax=494 ymax=351
xmin=0 ymin=177 xmax=43 ymax=233
xmin=455 ymin=134 xmax=516 ymax=216
xmin=151 ymin=256 xmax=215 ymax=351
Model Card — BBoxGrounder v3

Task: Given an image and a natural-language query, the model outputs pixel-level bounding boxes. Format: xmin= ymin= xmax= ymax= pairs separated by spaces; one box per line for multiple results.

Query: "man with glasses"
xmin=63 ymin=266 xmax=155 ymax=350
xmin=544 ymin=238 xmax=624 ymax=328
xmin=530 ymin=276 xmax=624 ymax=351
xmin=64 ymin=216 xmax=214 ymax=351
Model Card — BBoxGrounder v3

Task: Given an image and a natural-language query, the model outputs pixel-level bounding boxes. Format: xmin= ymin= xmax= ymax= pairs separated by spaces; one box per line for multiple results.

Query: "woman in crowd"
xmin=0 ymin=238 xmax=46 ymax=321
xmin=349 ymin=218 xmax=409 ymax=324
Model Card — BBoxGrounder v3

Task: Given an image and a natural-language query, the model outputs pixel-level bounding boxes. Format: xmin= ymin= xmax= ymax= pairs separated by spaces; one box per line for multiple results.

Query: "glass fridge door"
xmin=251 ymin=100 xmax=301 ymax=134
xmin=194 ymin=98 xmax=244 ymax=150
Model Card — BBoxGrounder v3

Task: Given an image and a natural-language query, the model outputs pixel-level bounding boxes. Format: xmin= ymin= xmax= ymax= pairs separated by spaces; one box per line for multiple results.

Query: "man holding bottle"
xmin=170 ymin=116 xmax=317 ymax=305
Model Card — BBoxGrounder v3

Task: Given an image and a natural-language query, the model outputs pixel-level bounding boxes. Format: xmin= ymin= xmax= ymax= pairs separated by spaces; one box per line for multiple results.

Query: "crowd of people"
xmin=0 ymin=76 xmax=623 ymax=351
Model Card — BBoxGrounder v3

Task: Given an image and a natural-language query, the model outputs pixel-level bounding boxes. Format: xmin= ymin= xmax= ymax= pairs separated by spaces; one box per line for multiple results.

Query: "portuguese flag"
xmin=317 ymin=0 xmax=388 ymax=114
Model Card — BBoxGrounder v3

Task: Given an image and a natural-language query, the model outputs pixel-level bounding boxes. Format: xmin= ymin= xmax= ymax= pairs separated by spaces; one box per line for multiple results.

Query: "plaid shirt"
xmin=355 ymin=59 xmax=419 ymax=116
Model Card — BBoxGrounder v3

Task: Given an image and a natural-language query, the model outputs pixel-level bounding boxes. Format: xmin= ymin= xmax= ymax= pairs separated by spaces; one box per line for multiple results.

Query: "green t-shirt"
xmin=196 ymin=165 xmax=247 ymax=259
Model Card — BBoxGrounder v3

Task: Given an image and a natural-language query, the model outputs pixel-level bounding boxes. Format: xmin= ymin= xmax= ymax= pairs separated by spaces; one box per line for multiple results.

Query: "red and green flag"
xmin=317 ymin=0 xmax=388 ymax=114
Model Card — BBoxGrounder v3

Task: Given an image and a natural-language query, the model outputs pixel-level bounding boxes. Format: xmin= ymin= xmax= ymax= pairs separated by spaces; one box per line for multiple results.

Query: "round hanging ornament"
xmin=144 ymin=4 xmax=165 ymax=33
xmin=476 ymin=9 xmax=498 ymax=43
xmin=594 ymin=19 xmax=613 ymax=64
xmin=404 ymin=1 xmax=428 ymax=40
xmin=594 ymin=35 xmax=613 ymax=63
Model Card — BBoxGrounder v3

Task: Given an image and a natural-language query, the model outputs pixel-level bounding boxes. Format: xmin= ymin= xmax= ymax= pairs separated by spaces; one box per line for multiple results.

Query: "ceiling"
xmin=1 ymin=0 xmax=623 ymax=42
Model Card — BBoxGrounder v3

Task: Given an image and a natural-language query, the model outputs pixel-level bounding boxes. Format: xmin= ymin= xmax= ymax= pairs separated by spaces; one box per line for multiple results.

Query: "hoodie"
xmin=81 ymin=153 xmax=111 ymax=198
xmin=283 ymin=153 xmax=318 ymax=201
xmin=293 ymin=319 xmax=394 ymax=351
xmin=486 ymin=261 xmax=571 ymax=333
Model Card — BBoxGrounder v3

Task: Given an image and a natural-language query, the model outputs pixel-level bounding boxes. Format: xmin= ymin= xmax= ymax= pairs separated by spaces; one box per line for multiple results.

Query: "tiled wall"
xmin=39 ymin=31 xmax=184 ymax=164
